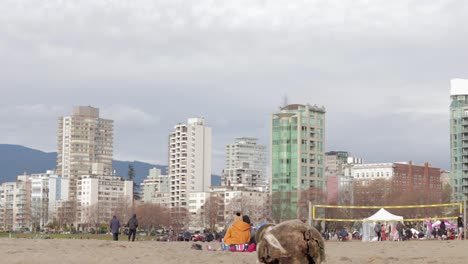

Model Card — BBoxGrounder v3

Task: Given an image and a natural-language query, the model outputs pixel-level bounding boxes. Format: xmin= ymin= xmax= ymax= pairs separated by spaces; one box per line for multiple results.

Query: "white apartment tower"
xmin=224 ymin=137 xmax=267 ymax=187
xmin=141 ymin=168 xmax=171 ymax=206
xmin=56 ymin=106 xmax=113 ymax=200
xmin=30 ymin=171 xmax=69 ymax=228
xmin=168 ymin=118 xmax=212 ymax=208
xmin=0 ymin=176 xmax=31 ymax=231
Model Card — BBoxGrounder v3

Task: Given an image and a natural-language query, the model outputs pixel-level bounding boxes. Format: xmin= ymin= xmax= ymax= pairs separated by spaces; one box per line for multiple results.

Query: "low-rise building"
xmin=352 ymin=161 xmax=443 ymax=205
xmin=77 ymin=174 xmax=133 ymax=225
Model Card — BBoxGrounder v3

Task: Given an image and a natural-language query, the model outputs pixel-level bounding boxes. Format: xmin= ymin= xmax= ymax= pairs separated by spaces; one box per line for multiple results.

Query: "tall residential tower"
xmin=56 ymin=106 xmax=113 ymax=200
xmin=270 ymin=104 xmax=326 ymax=220
xmin=450 ymin=79 xmax=468 ymax=198
xmin=223 ymin=137 xmax=267 ymax=188
xmin=168 ymin=118 xmax=212 ymax=208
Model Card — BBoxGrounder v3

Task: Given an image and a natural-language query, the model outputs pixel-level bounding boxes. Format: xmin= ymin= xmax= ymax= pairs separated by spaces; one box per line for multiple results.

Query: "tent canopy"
xmin=364 ymin=208 xmax=403 ymax=222
xmin=432 ymin=220 xmax=457 ymax=229
xmin=362 ymin=208 xmax=404 ymax=242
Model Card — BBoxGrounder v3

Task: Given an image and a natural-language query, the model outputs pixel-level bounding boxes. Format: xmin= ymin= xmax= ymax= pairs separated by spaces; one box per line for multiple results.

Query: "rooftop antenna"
xmin=279 ymin=94 xmax=289 ymax=109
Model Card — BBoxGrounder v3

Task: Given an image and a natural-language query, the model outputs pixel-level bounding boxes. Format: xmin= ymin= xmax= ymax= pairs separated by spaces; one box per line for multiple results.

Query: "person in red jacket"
xmin=223 ymin=215 xmax=252 ymax=247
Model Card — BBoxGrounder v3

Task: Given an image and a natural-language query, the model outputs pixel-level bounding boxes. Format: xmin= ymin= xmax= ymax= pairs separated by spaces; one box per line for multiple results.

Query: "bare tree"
xmin=203 ymin=196 xmax=222 ymax=231
xmin=55 ymin=200 xmax=77 ymax=231
xmin=169 ymin=207 xmax=189 ymax=234
xmin=83 ymin=202 xmax=107 ymax=234
xmin=135 ymin=203 xmax=169 ymax=231
xmin=271 ymin=191 xmax=295 ymax=223
xmin=297 ymin=187 xmax=327 ymax=222
xmin=112 ymin=195 xmax=133 ymax=225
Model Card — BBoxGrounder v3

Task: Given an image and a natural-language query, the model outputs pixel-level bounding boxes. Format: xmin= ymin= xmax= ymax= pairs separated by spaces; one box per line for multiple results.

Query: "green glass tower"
xmin=270 ymin=104 xmax=326 ymax=221
xmin=450 ymin=79 xmax=468 ymax=198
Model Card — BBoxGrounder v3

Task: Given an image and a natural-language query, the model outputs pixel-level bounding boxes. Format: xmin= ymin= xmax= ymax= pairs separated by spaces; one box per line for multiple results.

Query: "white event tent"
xmin=362 ymin=208 xmax=403 ymax=242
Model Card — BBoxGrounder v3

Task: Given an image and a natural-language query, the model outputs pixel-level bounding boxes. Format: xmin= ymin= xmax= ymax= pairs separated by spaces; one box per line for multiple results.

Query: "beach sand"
xmin=0 ymin=238 xmax=466 ymax=263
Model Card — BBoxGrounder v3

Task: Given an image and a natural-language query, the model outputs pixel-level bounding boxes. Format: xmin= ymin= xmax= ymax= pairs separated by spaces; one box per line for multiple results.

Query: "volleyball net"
xmin=311 ymin=203 xmax=462 ymax=222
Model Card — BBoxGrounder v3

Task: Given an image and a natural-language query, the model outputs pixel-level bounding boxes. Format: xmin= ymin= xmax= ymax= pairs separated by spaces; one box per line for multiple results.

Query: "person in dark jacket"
xmin=457 ymin=215 xmax=464 ymax=240
xmin=126 ymin=214 xmax=138 ymax=242
xmin=109 ymin=215 xmax=121 ymax=241
xmin=439 ymin=220 xmax=446 ymax=239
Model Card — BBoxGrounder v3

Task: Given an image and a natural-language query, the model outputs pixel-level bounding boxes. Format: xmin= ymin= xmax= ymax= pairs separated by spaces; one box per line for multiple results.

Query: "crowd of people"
xmin=108 ymin=211 xmax=260 ymax=252
xmin=321 ymin=215 xmax=465 ymax=242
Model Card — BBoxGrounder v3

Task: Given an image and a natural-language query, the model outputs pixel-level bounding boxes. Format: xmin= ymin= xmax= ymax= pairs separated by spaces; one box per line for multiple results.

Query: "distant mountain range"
xmin=0 ymin=144 xmax=221 ymax=186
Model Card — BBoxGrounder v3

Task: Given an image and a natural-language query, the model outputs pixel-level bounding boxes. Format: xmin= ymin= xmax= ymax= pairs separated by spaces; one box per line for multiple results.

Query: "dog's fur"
xmin=256 ymin=220 xmax=325 ymax=264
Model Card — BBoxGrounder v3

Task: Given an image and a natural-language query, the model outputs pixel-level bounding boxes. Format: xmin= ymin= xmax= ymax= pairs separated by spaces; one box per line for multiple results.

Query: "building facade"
xmin=168 ymin=118 xmax=212 ymax=208
xmin=0 ymin=172 xmax=69 ymax=231
xmin=270 ymin=104 xmax=326 ymax=220
xmin=222 ymin=167 xmax=262 ymax=188
xmin=325 ymin=151 xmax=349 ymax=176
xmin=224 ymin=137 xmax=267 ymax=187
xmin=56 ymin=106 xmax=113 ymax=202
xmin=210 ymin=185 xmax=270 ymax=231
xmin=141 ymin=168 xmax=170 ymax=206
xmin=352 ymin=162 xmax=443 ymax=205
xmin=0 ymin=176 xmax=31 ymax=231
xmin=450 ymin=79 xmax=468 ymax=198
xmin=30 ymin=171 xmax=69 ymax=229
xmin=77 ymin=174 xmax=133 ymax=224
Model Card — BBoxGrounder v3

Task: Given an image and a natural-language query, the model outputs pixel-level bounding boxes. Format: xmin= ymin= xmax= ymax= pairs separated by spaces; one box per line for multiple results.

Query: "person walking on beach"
xmin=109 ymin=215 xmax=121 ymax=241
xmin=439 ymin=220 xmax=446 ymax=240
xmin=396 ymin=222 xmax=404 ymax=241
xmin=126 ymin=214 xmax=138 ymax=242
xmin=374 ymin=222 xmax=382 ymax=241
xmin=457 ymin=215 xmax=464 ymax=240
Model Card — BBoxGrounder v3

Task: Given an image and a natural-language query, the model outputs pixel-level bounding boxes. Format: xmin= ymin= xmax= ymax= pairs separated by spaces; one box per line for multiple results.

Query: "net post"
xmin=464 ymin=199 xmax=467 ymax=240
xmin=308 ymin=201 xmax=312 ymax=226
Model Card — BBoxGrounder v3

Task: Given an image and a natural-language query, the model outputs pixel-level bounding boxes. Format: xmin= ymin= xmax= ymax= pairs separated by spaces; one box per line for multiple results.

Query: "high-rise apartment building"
xmin=450 ymin=79 xmax=468 ymax=197
xmin=223 ymin=137 xmax=267 ymax=187
xmin=56 ymin=106 xmax=113 ymax=200
xmin=168 ymin=118 xmax=212 ymax=208
xmin=270 ymin=104 xmax=326 ymax=220
xmin=0 ymin=175 xmax=31 ymax=231
xmin=141 ymin=168 xmax=170 ymax=206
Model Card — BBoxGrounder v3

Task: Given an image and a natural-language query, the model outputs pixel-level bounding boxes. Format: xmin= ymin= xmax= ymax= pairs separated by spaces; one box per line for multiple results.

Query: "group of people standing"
xmin=109 ymin=214 xmax=139 ymax=241
xmin=373 ymin=216 xmax=465 ymax=241
xmin=374 ymin=221 xmax=419 ymax=241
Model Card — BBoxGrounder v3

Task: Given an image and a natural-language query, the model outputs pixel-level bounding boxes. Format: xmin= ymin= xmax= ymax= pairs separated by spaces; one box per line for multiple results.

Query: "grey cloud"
xmin=1 ymin=0 xmax=467 ymax=173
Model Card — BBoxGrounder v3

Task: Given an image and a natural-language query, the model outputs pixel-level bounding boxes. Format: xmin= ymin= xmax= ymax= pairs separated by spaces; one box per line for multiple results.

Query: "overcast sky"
xmin=2 ymin=0 xmax=467 ymax=173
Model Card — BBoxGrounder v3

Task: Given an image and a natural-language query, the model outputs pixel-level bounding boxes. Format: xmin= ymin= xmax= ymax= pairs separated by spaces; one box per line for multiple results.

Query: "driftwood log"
xmin=256 ymin=220 xmax=325 ymax=264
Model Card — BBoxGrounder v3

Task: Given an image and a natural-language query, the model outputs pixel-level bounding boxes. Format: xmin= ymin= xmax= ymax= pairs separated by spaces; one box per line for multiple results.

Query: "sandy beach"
xmin=1 ymin=238 xmax=467 ymax=264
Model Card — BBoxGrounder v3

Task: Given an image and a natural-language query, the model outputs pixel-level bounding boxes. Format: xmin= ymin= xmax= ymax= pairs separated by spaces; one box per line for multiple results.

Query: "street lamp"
xmin=453 ymin=192 xmax=467 ymax=240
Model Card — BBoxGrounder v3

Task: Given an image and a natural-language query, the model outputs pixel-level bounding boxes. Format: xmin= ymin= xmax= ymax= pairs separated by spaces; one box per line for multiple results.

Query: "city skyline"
xmin=2 ymin=1 xmax=466 ymax=173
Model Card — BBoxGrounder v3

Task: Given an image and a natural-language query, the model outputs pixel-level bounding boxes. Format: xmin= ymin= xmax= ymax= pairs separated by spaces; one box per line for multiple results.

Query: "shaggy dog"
xmin=255 ymin=220 xmax=325 ymax=264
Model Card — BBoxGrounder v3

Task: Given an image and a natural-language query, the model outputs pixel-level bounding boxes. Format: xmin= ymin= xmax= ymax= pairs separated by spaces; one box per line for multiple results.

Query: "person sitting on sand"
xmin=222 ymin=215 xmax=251 ymax=250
